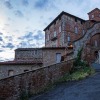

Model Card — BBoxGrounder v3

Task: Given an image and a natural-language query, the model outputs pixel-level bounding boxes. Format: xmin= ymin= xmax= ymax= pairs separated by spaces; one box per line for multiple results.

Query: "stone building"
xmin=0 ymin=8 xmax=100 ymax=79
xmin=44 ymin=8 xmax=100 ymax=63
xmin=44 ymin=11 xmax=86 ymax=47
xmin=0 ymin=47 xmax=65 ymax=79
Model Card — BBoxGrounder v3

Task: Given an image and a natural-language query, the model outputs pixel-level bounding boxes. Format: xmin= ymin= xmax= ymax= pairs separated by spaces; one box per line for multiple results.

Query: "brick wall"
xmin=88 ymin=8 xmax=100 ymax=21
xmin=45 ymin=12 xmax=86 ymax=47
xmin=0 ymin=60 xmax=73 ymax=100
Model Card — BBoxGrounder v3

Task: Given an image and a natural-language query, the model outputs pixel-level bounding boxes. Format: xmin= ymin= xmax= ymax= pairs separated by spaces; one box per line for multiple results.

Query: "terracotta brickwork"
xmin=0 ymin=60 xmax=73 ymax=100
xmin=44 ymin=12 xmax=86 ymax=47
xmin=88 ymin=8 xmax=100 ymax=21
xmin=73 ymin=22 xmax=100 ymax=63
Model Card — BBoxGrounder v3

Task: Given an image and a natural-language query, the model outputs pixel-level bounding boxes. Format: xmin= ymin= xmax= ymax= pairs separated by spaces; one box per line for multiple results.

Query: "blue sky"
xmin=0 ymin=0 xmax=100 ymax=61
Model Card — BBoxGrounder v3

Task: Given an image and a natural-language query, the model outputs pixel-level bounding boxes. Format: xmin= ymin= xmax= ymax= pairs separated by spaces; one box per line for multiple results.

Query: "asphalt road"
xmin=30 ymin=73 xmax=100 ymax=100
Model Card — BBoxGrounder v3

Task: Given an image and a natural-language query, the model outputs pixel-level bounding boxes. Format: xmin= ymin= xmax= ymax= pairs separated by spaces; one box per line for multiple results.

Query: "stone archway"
xmin=73 ymin=23 xmax=100 ymax=63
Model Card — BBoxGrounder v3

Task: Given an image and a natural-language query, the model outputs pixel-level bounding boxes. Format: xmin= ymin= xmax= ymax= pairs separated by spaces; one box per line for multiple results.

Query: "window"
xmin=81 ymin=21 xmax=83 ymax=24
xmin=59 ymin=26 xmax=61 ymax=33
xmin=67 ymin=36 xmax=70 ymax=42
xmin=54 ymin=31 xmax=57 ymax=37
xmin=47 ymin=33 xmax=49 ymax=41
xmin=56 ymin=53 xmax=61 ymax=63
xmin=92 ymin=14 xmax=94 ymax=18
xmin=94 ymin=40 xmax=98 ymax=47
xmin=75 ymin=18 xmax=77 ymax=22
xmin=75 ymin=27 xmax=78 ymax=34
xmin=8 ymin=70 xmax=14 ymax=76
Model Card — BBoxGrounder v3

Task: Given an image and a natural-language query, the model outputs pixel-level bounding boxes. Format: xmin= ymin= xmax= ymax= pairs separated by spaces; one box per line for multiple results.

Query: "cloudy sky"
xmin=0 ymin=0 xmax=99 ymax=61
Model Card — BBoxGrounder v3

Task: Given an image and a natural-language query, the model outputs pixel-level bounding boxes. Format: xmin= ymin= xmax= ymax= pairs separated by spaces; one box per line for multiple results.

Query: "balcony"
xmin=51 ymin=36 xmax=57 ymax=41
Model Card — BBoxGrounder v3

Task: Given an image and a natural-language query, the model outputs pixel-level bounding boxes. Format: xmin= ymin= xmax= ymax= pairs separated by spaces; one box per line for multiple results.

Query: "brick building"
xmin=44 ymin=11 xmax=86 ymax=47
xmin=44 ymin=8 xmax=100 ymax=63
xmin=0 ymin=8 xmax=100 ymax=79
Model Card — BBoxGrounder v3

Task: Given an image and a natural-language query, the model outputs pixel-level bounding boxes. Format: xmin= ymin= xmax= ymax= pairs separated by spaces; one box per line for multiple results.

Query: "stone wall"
xmin=0 ymin=60 xmax=73 ymax=100
xmin=73 ymin=22 xmax=100 ymax=63
xmin=42 ymin=48 xmax=65 ymax=66
xmin=15 ymin=48 xmax=42 ymax=61
xmin=0 ymin=64 xmax=42 ymax=79
xmin=88 ymin=8 xmax=100 ymax=21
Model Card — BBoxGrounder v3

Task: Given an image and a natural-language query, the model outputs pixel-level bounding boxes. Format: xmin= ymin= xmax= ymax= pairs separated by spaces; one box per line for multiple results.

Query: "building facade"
xmin=0 ymin=8 xmax=100 ymax=79
xmin=44 ymin=11 xmax=86 ymax=47
xmin=44 ymin=8 xmax=100 ymax=63
xmin=0 ymin=47 xmax=65 ymax=79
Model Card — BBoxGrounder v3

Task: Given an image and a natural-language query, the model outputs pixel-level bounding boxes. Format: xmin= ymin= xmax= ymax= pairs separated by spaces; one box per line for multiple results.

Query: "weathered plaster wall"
xmin=0 ymin=60 xmax=73 ymax=100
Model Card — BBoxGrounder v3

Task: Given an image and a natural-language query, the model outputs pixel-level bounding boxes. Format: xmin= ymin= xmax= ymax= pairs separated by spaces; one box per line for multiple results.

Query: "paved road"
xmin=30 ymin=73 xmax=100 ymax=100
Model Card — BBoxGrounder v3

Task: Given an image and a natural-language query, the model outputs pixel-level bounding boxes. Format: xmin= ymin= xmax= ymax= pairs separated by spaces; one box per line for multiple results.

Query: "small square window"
xmin=8 ymin=70 xmax=14 ymax=76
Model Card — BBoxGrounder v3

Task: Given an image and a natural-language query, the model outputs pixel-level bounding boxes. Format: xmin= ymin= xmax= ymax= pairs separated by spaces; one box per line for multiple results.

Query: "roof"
xmin=43 ymin=11 xmax=86 ymax=31
xmin=88 ymin=8 xmax=100 ymax=14
xmin=15 ymin=47 xmax=66 ymax=51
xmin=15 ymin=48 xmax=41 ymax=51
xmin=42 ymin=47 xmax=65 ymax=50
xmin=0 ymin=60 xmax=43 ymax=65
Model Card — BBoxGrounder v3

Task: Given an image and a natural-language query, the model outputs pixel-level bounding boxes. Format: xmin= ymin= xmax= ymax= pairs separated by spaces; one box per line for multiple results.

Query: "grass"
xmin=56 ymin=67 xmax=95 ymax=83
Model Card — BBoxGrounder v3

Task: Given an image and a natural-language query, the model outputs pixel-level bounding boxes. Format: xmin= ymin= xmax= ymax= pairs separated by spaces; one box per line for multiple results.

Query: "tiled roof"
xmin=0 ymin=60 xmax=43 ymax=65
